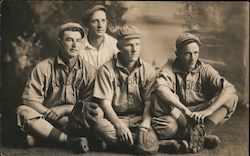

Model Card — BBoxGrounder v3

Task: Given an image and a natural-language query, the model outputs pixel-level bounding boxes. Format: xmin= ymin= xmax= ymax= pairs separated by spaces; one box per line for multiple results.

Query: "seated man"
xmin=16 ymin=22 xmax=98 ymax=153
xmin=152 ymin=33 xmax=238 ymax=153
xmin=93 ymin=25 xmax=158 ymax=154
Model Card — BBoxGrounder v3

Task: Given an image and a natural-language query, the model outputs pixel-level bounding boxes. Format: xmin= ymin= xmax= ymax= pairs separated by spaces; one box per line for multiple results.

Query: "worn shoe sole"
xmin=204 ymin=135 xmax=220 ymax=149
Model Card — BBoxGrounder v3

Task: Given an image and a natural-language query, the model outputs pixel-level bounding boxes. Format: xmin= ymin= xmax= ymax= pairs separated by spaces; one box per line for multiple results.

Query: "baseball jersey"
xmin=79 ymin=33 xmax=118 ymax=69
xmin=156 ymin=59 xmax=236 ymax=106
xmin=93 ymin=54 xmax=157 ymax=116
xmin=22 ymin=55 xmax=96 ymax=108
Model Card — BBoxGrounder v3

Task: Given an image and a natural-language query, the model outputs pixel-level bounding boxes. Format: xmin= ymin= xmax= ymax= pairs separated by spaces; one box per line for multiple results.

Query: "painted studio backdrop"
xmin=0 ymin=1 xmax=249 ymax=146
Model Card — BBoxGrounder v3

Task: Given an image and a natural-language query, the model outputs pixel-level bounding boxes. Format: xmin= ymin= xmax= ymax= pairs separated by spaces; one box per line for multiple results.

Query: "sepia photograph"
xmin=1 ymin=1 xmax=249 ymax=155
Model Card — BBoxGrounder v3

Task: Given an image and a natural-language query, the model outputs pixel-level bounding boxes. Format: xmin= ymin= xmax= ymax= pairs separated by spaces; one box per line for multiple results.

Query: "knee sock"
xmin=176 ymin=113 xmax=187 ymax=128
xmin=204 ymin=119 xmax=216 ymax=135
xmin=49 ymin=128 xmax=67 ymax=143
xmin=170 ymin=108 xmax=187 ymax=128
xmin=205 ymin=107 xmax=228 ymax=134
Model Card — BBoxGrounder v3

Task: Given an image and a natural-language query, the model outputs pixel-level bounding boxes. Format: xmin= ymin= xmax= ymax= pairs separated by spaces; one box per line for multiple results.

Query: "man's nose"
xmin=191 ymin=54 xmax=195 ymax=60
xmin=131 ymin=46 xmax=136 ymax=53
xmin=72 ymin=41 xmax=76 ymax=47
xmin=97 ymin=21 xmax=102 ymax=28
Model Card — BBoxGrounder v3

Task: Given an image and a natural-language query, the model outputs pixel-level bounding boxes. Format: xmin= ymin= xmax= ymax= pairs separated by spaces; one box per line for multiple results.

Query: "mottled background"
xmin=0 ymin=1 xmax=249 ymax=148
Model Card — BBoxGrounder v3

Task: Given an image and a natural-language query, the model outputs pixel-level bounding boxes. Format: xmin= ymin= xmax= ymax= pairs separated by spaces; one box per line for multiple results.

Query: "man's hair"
xmin=176 ymin=40 xmax=200 ymax=53
xmin=84 ymin=5 xmax=107 ymax=24
xmin=175 ymin=33 xmax=201 ymax=53
xmin=59 ymin=27 xmax=84 ymax=40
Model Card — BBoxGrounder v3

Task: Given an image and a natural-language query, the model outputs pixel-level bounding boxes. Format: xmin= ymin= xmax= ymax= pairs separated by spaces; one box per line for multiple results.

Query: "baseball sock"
xmin=205 ymin=107 xmax=227 ymax=134
xmin=49 ymin=128 xmax=67 ymax=143
xmin=176 ymin=113 xmax=187 ymax=128
xmin=204 ymin=119 xmax=216 ymax=134
xmin=170 ymin=108 xmax=187 ymax=127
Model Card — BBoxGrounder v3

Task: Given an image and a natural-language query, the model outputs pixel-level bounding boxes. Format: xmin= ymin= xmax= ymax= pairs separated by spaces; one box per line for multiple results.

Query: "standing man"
xmin=93 ymin=25 xmax=159 ymax=154
xmin=16 ymin=23 xmax=97 ymax=153
xmin=152 ymin=33 xmax=238 ymax=153
xmin=80 ymin=5 xmax=118 ymax=68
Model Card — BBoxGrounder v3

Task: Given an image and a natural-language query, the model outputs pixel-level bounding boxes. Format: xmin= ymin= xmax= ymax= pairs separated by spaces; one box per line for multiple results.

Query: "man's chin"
xmin=188 ymin=66 xmax=195 ymax=71
xmin=68 ymin=53 xmax=78 ymax=58
xmin=96 ymin=32 xmax=105 ymax=37
xmin=130 ymin=58 xmax=139 ymax=63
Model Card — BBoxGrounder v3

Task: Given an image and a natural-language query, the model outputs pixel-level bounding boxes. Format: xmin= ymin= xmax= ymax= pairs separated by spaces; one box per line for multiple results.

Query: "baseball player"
xmin=92 ymin=25 xmax=159 ymax=154
xmin=80 ymin=5 xmax=118 ymax=68
xmin=152 ymin=33 xmax=238 ymax=153
xmin=16 ymin=22 xmax=99 ymax=153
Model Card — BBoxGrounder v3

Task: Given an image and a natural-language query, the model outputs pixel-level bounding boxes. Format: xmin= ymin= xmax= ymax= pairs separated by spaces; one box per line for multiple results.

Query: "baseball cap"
xmin=58 ymin=22 xmax=85 ymax=38
xmin=176 ymin=33 xmax=201 ymax=50
xmin=116 ymin=25 xmax=142 ymax=40
xmin=84 ymin=5 xmax=107 ymax=23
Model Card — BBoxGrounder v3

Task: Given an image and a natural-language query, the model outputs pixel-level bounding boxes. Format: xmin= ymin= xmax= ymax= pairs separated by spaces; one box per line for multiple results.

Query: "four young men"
xmin=16 ymin=4 xmax=238 ymax=154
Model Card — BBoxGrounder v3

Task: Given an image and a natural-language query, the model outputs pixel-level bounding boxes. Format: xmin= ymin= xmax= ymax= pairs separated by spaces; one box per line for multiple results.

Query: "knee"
xmin=16 ymin=105 xmax=43 ymax=131
xmin=94 ymin=118 xmax=118 ymax=144
xmin=16 ymin=105 xmax=39 ymax=118
xmin=224 ymin=93 xmax=238 ymax=112
xmin=16 ymin=105 xmax=29 ymax=115
xmin=152 ymin=116 xmax=178 ymax=140
xmin=94 ymin=118 xmax=112 ymax=132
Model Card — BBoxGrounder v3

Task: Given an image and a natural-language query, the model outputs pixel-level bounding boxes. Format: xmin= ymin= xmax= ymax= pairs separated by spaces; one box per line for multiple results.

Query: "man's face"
xmin=177 ymin=42 xmax=200 ymax=72
xmin=88 ymin=10 xmax=107 ymax=38
xmin=119 ymin=38 xmax=141 ymax=63
xmin=59 ymin=31 xmax=82 ymax=59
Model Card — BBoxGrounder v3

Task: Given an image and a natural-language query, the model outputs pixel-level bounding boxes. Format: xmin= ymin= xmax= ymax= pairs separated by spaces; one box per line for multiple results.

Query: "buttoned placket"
xmin=64 ymin=67 xmax=76 ymax=104
xmin=185 ymin=73 xmax=192 ymax=104
xmin=127 ymin=69 xmax=141 ymax=126
xmin=181 ymin=73 xmax=188 ymax=105
xmin=85 ymin=37 xmax=106 ymax=68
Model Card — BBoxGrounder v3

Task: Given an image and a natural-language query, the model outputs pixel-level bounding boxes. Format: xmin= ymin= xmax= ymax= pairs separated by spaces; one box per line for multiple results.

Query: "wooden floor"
xmin=1 ymin=105 xmax=249 ymax=156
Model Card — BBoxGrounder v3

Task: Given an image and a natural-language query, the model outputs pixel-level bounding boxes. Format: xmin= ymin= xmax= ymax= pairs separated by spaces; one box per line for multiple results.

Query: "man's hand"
xmin=116 ymin=123 xmax=134 ymax=146
xmin=190 ymin=108 xmax=213 ymax=124
xmin=44 ymin=105 xmax=69 ymax=121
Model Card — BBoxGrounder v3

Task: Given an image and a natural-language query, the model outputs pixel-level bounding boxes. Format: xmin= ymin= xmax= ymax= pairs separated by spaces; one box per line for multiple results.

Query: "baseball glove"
xmin=69 ymin=101 xmax=99 ymax=130
xmin=133 ymin=126 xmax=159 ymax=155
xmin=178 ymin=119 xmax=206 ymax=153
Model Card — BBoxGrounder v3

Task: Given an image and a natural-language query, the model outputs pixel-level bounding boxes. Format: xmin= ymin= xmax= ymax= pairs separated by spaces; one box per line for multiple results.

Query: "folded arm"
xmin=156 ymin=85 xmax=192 ymax=117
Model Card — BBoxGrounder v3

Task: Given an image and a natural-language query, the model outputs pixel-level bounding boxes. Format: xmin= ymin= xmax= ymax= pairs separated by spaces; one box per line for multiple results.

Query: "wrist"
xmin=207 ymin=107 xmax=214 ymax=115
xmin=141 ymin=120 xmax=151 ymax=129
xmin=114 ymin=121 xmax=123 ymax=130
xmin=184 ymin=108 xmax=192 ymax=117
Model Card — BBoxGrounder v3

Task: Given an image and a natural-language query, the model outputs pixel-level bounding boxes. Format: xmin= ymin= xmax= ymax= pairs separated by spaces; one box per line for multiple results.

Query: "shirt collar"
xmin=84 ymin=33 xmax=107 ymax=50
xmin=114 ymin=53 xmax=143 ymax=70
xmin=56 ymin=54 xmax=82 ymax=69
xmin=173 ymin=58 xmax=202 ymax=74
